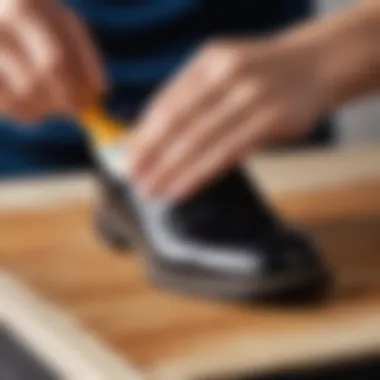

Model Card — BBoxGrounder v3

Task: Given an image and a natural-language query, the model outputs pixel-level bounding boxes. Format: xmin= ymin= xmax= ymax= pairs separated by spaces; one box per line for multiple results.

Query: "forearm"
xmin=278 ymin=0 xmax=380 ymax=110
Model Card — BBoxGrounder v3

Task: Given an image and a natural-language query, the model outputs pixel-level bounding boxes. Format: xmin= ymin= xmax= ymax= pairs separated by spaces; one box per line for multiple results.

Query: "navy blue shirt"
xmin=0 ymin=1 xmax=326 ymax=178
xmin=71 ymin=0 xmax=313 ymax=115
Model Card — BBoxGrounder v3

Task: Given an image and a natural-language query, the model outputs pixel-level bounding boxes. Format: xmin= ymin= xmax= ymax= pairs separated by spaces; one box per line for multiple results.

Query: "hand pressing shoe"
xmin=94 ymin=161 xmax=331 ymax=301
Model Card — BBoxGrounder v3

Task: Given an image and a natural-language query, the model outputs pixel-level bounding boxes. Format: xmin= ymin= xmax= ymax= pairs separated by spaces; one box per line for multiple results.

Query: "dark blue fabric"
xmin=71 ymin=0 xmax=313 ymax=115
xmin=0 ymin=1 xmax=321 ymax=178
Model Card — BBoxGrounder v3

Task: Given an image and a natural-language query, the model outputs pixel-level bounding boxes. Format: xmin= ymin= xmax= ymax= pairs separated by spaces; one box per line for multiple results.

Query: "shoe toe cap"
xmin=261 ymin=232 xmax=325 ymax=278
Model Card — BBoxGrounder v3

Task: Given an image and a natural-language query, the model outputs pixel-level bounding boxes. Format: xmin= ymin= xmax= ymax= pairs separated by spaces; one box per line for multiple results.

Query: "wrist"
xmin=278 ymin=2 xmax=380 ymax=111
xmin=320 ymin=3 xmax=380 ymax=108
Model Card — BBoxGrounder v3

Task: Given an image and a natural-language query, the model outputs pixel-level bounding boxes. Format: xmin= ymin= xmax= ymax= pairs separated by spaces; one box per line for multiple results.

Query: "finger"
xmin=0 ymin=71 xmax=17 ymax=118
xmin=165 ymin=107 xmax=277 ymax=200
xmin=59 ymin=9 xmax=106 ymax=105
xmin=130 ymin=46 xmax=241 ymax=177
xmin=140 ymin=81 xmax=258 ymax=196
xmin=130 ymin=63 xmax=219 ymax=178
xmin=13 ymin=7 xmax=78 ymax=115
xmin=0 ymin=48 xmax=33 ymax=121
xmin=0 ymin=25 xmax=55 ymax=122
xmin=130 ymin=82 xmax=223 ymax=181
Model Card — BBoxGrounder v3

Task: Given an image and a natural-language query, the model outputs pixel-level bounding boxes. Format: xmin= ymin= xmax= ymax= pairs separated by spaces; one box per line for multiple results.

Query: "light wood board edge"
xmin=246 ymin=143 xmax=380 ymax=196
xmin=0 ymin=272 xmax=144 ymax=380
xmin=0 ymin=172 xmax=96 ymax=212
xmin=149 ymin=313 xmax=380 ymax=380
xmin=0 ymin=144 xmax=379 ymax=211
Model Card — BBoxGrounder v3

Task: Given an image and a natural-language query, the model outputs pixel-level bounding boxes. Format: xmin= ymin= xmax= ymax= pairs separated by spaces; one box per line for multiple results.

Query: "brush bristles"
xmin=80 ymin=106 xmax=128 ymax=144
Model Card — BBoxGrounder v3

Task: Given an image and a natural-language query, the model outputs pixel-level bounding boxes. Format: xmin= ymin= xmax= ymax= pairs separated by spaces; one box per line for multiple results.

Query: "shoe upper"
xmin=100 ymin=167 xmax=325 ymax=281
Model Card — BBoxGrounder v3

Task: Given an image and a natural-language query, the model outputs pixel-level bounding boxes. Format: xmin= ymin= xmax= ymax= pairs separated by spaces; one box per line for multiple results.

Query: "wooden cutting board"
xmin=1 ymin=145 xmax=380 ymax=379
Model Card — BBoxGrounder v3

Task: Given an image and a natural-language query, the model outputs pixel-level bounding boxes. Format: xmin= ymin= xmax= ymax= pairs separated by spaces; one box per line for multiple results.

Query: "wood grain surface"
xmin=1 ymin=145 xmax=380 ymax=379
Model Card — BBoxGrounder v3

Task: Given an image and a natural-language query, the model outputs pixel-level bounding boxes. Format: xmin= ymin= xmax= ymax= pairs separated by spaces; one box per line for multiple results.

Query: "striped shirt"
xmin=1 ymin=1 xmax=324 ymax=177
xmin=67 ymin=0 xmax=313 ymax=117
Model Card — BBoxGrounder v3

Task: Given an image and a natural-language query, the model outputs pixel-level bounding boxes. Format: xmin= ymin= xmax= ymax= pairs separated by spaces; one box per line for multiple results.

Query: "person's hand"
xmin=129 ymin=36 xmax=329 ymax=200
xmin=0 ymin=0 xmax=104 ymax=123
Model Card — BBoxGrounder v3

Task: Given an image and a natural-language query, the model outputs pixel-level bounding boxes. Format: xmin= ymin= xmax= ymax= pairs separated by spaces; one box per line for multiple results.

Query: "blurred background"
xmin=0 ymin=2 xmax=379 ymax=379
xmin=319 ymin=0 xmax=380 ymax=145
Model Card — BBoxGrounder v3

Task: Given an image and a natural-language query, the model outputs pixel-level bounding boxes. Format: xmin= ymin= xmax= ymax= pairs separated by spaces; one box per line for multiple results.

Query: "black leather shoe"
xmin=94 ymin=164 xmax=330 ymax=301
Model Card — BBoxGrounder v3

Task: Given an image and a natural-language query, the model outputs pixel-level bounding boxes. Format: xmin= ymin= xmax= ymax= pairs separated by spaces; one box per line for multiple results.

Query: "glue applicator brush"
xmin=79 ymin=105 xmax=131 ymax=179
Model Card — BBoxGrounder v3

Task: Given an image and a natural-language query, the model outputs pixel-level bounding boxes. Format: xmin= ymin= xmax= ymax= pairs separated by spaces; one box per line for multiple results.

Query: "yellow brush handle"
xmin=79 ymin=106 xmax=128 ymax=144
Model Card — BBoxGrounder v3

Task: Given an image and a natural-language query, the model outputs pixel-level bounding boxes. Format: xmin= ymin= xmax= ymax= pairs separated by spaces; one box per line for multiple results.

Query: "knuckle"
xmin=222 ymin=54 xmax=244 ymax=78
xmin=201 ymin=40 xmax=229 ymax=65
xmin=202 ymin=44 xmax=246 ymax=84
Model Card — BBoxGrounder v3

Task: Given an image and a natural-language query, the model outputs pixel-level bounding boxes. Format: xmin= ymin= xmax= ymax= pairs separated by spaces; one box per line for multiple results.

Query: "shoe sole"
xmin=96 ymin=192 xmax=332 ymax=302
